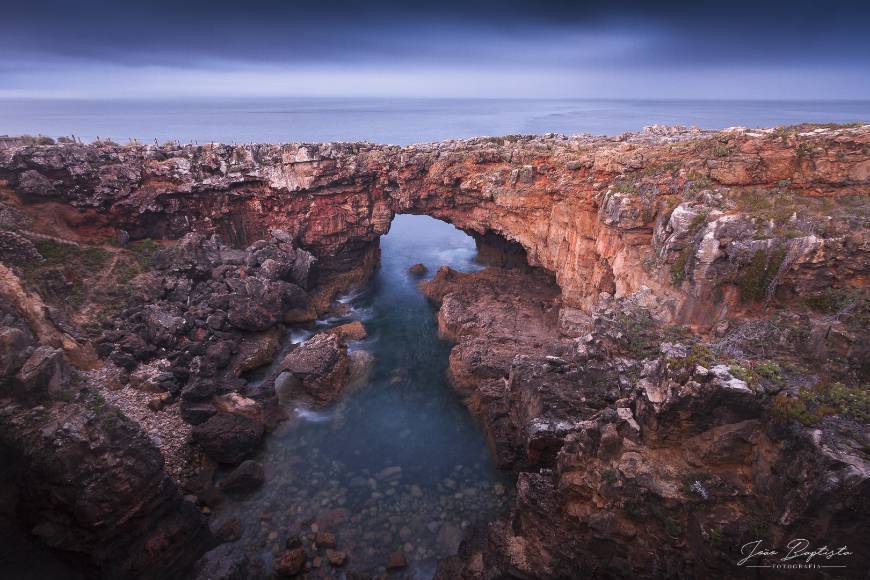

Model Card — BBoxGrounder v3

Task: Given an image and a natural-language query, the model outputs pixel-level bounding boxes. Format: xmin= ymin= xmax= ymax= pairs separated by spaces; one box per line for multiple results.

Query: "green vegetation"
xmin=612 ymin=180 xmax=639 ymax=194
xmin=806 ymin=288 xmax=862 ymax=314
xmin=755 ymin=361 xmax=783 ymax=383
xmin=29 ymin=239 xmax=110 ymax=271
xmin=736 ymin=248 xmax=787 ymax=303
xmin=795 ymin=142 xmax=815 ymax=159
xmin=128 ymin=238 xmax=161 ymax=268
xmin=711 ymin=144 xmax=735 ymax=158
xmin=686 ymin=174 xmax=713 ymax=194
xmin=772 ymin=382 xmax=870 ymax=425
xmin=640 ymin=159 xmax=681 ymax=177
xmin=670 ymin=247 xmax=692 ymax=284
xmin=667 ymin=343 xmax=713 ymax=373
xmin=615 ymin=310 xmax=661 ymax=359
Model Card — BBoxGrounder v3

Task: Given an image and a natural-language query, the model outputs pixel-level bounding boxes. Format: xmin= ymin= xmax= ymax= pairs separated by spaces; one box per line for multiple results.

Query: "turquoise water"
xmin=215 ymin=215 xmax=509 ymax=576
xmin=1 ymin=97 xmax=867 ymax=144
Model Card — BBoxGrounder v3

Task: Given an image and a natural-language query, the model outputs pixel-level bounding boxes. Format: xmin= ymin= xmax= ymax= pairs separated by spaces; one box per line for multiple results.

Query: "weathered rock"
xmin=325 ymin=549 xmax=347 ymax=567
xmin=328 ymin=320 xmax=367 ymax=342
xmin=273 ymin=546 xmax=306 ymax=577
xmin=314 ymin=531 xmax=337 ymax=548
xmin=408 ymin=263 xmax=428 ymax=276
xmin=273 ymin=333 xmax=350 ymax=405
xmin=191 ymin=413 xmax=264 ymax=464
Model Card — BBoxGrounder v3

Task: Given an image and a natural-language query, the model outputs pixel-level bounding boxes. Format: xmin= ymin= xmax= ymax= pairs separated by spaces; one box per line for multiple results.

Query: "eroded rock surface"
xmin=0 ymin=124 xmax=867 ymax=578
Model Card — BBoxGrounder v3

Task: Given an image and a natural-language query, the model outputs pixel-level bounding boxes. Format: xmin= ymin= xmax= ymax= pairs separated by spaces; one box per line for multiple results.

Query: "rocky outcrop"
xmin=0 ymin=304 xmax=213 ymax=579
xmin=2 ymin=124 xmax=867 ymax=329
xmin=429 ymin=268 xmax=869 ymax=579
xmin=271 ymin=332 xmax=351 ymax=406
xmin=0 ymin=124 xmax=867 ymax=578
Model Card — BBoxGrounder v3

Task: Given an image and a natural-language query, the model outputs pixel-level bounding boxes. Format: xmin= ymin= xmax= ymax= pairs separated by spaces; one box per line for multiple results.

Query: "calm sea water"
xmin=1 ymin=98 xmax=868 ymax=145
xmin=215 ymin=216 xmax=508 ymax=576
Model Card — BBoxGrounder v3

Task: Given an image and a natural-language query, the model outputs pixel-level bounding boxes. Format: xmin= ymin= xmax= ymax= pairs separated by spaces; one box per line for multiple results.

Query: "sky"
xmin=1 ymin=0 xmax=868 ymax=100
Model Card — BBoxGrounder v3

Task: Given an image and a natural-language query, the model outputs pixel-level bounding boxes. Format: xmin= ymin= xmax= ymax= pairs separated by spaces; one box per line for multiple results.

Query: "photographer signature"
xmin=738 ymin=539 xmax=853 ymax=568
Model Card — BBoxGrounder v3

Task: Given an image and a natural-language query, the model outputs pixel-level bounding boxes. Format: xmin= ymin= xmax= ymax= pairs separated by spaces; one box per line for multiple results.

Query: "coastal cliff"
xmin=0 ymin=124 xmax=867 ymax=578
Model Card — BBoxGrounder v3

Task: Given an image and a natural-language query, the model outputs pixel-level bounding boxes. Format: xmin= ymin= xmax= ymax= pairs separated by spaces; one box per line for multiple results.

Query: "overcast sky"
xmin=1 ymin=0 xmax=868 ymax=99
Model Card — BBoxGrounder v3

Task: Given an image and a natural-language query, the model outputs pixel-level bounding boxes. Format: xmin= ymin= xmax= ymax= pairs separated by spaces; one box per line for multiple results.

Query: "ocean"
xmin=1 ymin=98 xmax=868 ymax=145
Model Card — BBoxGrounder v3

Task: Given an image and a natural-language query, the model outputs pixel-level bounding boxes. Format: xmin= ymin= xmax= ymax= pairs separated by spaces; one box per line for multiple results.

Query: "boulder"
xmin=0 ymin=326 xmax=34 ymax=378
xmin=329 ymin=320 xmax=367 ymax=342
xmin=15 ymin=346 xmax=70 ymax=402
xmin=180 ymin=400 xmax=218 ymax=425
xmin=191 ymin=413 xmax=264 ymax=464
xmin=274 ymin=333 xmax=350 ymax=405
xmin=274 ymin=546 xmax=306 ymax=577
xmin=408 ymin=262 xmax=428 ymax=276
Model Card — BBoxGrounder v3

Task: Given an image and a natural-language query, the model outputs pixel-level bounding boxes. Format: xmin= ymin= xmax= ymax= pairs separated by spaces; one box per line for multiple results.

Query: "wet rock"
xmin=273 ymin=546 xmax=306 ymax=577
xmin=219 ymin=460 xmax=265 ymax=494
xmin=386 ymin=551 xmax=408 ymax=570
xmin=408 ymin=262 xmax=428 ymax=276
xmin=192 ymin=412 xmax=264 ymax=464
xmin=329 ymin=320 xmax=367 ymax=341
xmin=325 ymin=549 xmax=347 ymax=567
xmin=314 ymin=531 xmax=337 ymax=548
xmin=437 ymin=523 xmax=463 ymax=554
xmin=274 ymin=333 xmax=350 ymax=405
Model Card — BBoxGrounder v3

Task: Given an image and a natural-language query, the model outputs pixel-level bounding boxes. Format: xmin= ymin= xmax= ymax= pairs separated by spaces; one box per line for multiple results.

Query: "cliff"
xmin=0 ymin=124 xmax=867 ymax=578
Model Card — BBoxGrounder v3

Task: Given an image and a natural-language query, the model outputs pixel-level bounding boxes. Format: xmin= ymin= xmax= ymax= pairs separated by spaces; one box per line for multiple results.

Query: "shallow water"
xmin=215 ymin=215 xmax=508 ymax=576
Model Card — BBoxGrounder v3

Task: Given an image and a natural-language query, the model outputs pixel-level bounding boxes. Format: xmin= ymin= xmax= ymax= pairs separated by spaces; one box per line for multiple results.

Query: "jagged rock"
xmin=0 ymin=326 xmax=35 ymax=378
xmin=227 ymin=328 xmax=282 ymax=377
xmin=14 ymin=346 xmax=70 ymax=402
xmin=191 ymin=412 xmax=264 ymax=464
xmin=329 ymin=320 xmax=367 ymax=342
xmin=273 ymin=333 xmax=350 ymax=405
xmin=180 ymin=400 xmax=218 ymax=425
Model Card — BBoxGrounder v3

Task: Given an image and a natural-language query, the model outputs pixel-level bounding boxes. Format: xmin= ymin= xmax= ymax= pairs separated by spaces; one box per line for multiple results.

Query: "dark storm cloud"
xmin=2 ymin=0 xmax=868 ymax=67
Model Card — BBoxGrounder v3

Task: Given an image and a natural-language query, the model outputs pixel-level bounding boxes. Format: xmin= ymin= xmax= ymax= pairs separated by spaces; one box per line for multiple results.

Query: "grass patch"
xmin=736 ymin=248 xmax=787 ymax=303
xmin=667 ymin=343 xmax=714 ymax=373
xmin=128 ymin=238 xmax=161 ymax=268
xmin=772 ymin=382 xmax=870 ymax=425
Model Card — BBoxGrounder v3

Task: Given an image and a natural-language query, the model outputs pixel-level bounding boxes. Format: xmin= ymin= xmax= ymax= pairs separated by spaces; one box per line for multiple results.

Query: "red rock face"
xmin=2 ymin=125 xmax=867 ymax=329
xmin=0 ymin=125 xmax=867 ymax=579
